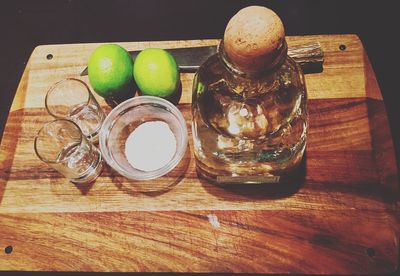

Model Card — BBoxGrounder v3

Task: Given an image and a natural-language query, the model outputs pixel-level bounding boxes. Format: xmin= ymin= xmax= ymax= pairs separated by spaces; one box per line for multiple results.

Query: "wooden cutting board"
xmin=0 ymin=35 xmax=399 ymax=274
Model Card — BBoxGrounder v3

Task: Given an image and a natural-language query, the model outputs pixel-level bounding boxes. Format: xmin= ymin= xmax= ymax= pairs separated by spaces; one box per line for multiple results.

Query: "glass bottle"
xmin=191 ymin=6 xmax=308 ymax=184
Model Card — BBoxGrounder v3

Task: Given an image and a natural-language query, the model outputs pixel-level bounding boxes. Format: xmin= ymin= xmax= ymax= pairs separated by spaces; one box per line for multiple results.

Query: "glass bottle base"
xmin=195 ymin=143 xmax=306 ymax=185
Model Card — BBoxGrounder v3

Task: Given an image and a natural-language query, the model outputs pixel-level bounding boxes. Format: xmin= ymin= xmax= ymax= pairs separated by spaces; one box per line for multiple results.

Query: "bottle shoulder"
xmin=194 ymin=54 xmax=306 ymax=99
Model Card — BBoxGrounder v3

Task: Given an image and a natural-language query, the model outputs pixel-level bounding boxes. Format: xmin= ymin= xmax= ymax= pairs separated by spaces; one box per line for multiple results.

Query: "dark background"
xmin=0 ymin=0 xmax=399 ymax=274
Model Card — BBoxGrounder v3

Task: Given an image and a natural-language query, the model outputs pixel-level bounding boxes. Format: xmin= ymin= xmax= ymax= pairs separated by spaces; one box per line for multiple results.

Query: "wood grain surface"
xmin=0 ymin=35 xmax=399 ymax=274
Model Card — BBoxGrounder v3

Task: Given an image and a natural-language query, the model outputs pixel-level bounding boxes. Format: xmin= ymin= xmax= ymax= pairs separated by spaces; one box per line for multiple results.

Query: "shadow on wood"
xmin=136 ymin=80 xmax=183 ymax=106
xmin=0 ymin=110 xmax=28 ymax=204
xmin=104 ymin=79 xmax=138 ymax=108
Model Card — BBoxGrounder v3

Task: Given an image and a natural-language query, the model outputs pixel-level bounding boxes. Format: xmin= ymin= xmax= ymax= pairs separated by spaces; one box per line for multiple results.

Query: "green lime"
xmin=88 ymin=44 xmax=134 ymax=99
xmin=133 ymin=48 xmax=180 ymax=98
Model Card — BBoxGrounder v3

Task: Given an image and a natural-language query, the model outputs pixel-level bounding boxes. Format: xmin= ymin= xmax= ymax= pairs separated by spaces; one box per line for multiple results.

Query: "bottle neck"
xmin=218 ymin=39 xmax=288 ymax=79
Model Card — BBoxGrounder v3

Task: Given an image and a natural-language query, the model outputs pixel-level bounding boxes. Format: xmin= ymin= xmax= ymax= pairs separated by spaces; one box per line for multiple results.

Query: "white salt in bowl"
xmin=99 ymin=96 xmax=188 ymax=180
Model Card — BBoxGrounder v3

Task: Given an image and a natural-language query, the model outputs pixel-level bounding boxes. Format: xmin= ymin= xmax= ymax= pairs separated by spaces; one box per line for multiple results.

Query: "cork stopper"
xmin=223 ymin=6 xmax=286 ymax=74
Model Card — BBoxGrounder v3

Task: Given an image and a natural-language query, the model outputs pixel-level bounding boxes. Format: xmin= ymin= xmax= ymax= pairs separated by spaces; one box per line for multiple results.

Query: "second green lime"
xmin=133 ymin=48 xmax=180 ymax=98
xmin=88 ymin=44 xmax=134 ymax=99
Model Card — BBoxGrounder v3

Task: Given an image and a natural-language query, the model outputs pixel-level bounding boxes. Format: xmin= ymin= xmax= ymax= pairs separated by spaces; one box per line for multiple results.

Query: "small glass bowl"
xmin=99 ymin=96 xmax=188 ymax=180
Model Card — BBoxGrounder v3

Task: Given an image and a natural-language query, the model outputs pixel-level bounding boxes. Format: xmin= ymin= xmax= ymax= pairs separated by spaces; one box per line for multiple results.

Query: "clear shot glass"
xmin=45 ymin=78 xmax=105 ymax=143
xmin=34 ymin=119 xmax=103 ymax=184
